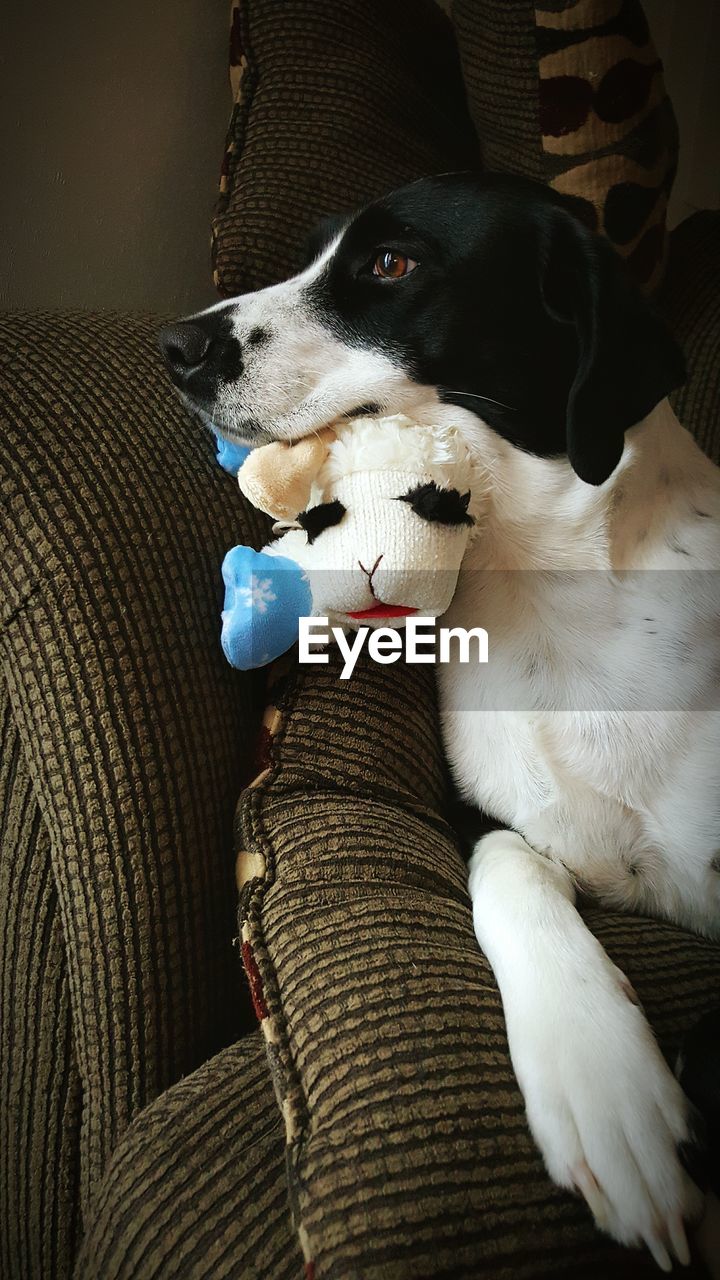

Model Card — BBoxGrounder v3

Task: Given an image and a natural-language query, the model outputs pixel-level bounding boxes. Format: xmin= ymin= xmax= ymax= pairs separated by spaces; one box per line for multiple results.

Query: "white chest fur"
xmin=439 ymin=400 xmax=720 ymax=938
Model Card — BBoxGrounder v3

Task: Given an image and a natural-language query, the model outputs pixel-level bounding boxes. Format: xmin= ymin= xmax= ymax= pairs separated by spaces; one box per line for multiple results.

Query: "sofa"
xmin=1 ymin=2 xmax=718 ymax=1278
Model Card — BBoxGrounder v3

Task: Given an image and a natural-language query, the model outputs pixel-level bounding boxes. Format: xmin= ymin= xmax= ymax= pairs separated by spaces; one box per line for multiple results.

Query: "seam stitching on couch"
xmin=237 ymin=660 xmax=316 ymax=1263
xmin=212 ymin=1 xmax=260 ymax=293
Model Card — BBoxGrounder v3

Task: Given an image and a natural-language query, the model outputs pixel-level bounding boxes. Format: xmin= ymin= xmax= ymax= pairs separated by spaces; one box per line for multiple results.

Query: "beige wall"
xmin=1 ymin=0 xmax=231 ymax=315
xmin=2 ymin=2 xmax=718 ymax=314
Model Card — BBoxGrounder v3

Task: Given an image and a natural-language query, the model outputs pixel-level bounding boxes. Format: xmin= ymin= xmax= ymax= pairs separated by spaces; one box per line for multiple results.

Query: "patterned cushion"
xmin=451 ymin=0 xmax=678 ymax=292
xmin=211 ymin=0 xmax=481 ymax=297
xmin=236 ymin=649 xmax=720 ymax=1278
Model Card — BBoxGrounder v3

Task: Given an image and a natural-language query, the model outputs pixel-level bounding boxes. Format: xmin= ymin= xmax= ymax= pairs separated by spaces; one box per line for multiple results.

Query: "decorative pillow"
xmin=451 ymin=0 xmax=678 ymax=292
xmin=235 ymin=650 xmax=720 ymax=1278
xmin=211 ymin=0 xmax=481 ymax=297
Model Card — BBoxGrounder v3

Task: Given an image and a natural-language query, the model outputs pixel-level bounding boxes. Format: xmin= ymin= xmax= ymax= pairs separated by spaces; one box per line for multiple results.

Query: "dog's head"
xmin=159 ymin=172 xmax=684 ymax=485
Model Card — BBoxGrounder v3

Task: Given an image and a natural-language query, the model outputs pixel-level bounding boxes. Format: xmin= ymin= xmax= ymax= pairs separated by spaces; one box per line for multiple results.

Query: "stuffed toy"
xmin=220 ymin=414 xmax=481 ymax=670
xmin=214 ymin=432 xmax=250 ymax=476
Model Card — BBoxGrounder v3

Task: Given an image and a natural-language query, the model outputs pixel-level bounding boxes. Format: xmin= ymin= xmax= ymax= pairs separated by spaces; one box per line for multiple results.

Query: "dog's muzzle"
xmin=158 ymin=314 xmax=243 ymax=401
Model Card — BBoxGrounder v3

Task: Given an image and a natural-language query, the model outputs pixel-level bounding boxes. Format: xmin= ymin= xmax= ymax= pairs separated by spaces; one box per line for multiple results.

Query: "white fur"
xmin=441 ymin=399 xmax=720 ymax=937
xmin=440 ymin=398 xmax=720 ymax=1265
xmin=468 ymin=829 xmax=704 ymax=1267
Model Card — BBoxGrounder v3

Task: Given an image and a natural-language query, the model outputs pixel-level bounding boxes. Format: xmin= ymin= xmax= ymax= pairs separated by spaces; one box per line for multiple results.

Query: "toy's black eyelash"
xmin=297 ymin=500 xmax=346 ymax=544
xmin=397 ymin=483 xmax=473 ymax=526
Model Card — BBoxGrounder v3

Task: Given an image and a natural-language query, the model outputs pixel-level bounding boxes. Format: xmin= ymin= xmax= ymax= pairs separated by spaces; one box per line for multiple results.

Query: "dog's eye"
xmin=397 ymin=483 xmax=473 ymax=526
xmin=372 ymin=250 xmax=418 ymax=279
xmin=297 ymin=500 xmax=346 ymax=544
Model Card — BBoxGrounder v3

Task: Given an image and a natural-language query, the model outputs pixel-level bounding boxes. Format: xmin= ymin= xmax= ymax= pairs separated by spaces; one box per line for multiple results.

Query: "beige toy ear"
xmin=237 ymin=428 xmax=334 ymax=520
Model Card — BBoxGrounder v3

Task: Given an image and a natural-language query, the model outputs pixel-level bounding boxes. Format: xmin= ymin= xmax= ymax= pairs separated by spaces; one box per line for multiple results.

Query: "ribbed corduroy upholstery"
xmin=3 ymin=3 xmax=720 ymax=1276
xmin=451 ymin=0 xmax=678 ymax=292
xmin=0 ymin=311 xmax=268 ymax=1270
xmin=0 ymin=682 xmax=82 ymax=1280
xmin=662 ymin=211 xmax=720 ymax=464
xmin=211 ymin=0 xmax=481 ymax=297
xmin=451 ymin=0 xmax=545 ymax=182
xmin=74 ymin=1032 xmax=301 ymax=1280
xmin=237 ymin=652 xmax=720 ymax=1279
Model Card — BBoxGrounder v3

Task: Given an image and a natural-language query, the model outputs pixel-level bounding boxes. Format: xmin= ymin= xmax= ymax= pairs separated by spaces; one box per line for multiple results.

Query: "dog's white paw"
xmin=508 ymin=955 xmax=705 ymax=1270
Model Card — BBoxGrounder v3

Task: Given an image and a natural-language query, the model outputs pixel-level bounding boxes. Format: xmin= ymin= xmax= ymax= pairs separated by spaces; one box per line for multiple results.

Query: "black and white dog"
xmin=160 ymin=173 xmax=720 ymax=1271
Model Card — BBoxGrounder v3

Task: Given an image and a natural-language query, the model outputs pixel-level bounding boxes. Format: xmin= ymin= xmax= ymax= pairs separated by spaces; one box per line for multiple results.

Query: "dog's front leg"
xmin=469 ymin=829 xmax=704 ymax=1270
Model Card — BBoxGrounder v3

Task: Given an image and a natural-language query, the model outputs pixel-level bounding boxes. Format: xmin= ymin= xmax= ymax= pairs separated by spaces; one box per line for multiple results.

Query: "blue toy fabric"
xmin=214 ymin=432 xmax=251 ymax=476
xmin=215 ymin=431 xmax=310 ymax=670
xmin=221 ymin=545 xmax=311 ymax=670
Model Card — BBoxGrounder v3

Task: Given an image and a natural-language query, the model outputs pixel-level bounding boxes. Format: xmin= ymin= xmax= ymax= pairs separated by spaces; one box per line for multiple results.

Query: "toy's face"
xmin=277 ymin=470 xmax=474 ymax=628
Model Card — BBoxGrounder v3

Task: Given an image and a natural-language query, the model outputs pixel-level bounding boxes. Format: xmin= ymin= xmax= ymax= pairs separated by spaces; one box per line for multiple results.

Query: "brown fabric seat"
xmin=235 ymin=652 xmax=720 ymax=1279
xmin=74 ymin=1032 xmax=302 ymax=1280
xmin=0 ymin=311 xmax=268 ymax=1276
xmin=0 ymin=685 xmax=82 ymax=1277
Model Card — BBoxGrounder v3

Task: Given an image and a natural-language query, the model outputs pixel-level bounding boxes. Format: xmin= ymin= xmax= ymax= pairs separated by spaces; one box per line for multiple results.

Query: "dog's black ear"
xmin=300 ymin=213 xmax=348 ymax=269
xmin=540 ymin=209 xmax=685 ymax=485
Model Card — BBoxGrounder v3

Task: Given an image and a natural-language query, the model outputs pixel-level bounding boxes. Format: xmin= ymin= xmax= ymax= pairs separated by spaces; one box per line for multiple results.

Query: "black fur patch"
xmin=247 ymin=326 xmax=270 ymax=347
xmin=344 ymin=401 xmax=382 ymax=418
xmin=297 ymin=500 xmax=346 ymax=544
xmin=398 ymin=482 xmax=473 ymax=526
xmin=304 ymin=172 xmax=685 ymax=485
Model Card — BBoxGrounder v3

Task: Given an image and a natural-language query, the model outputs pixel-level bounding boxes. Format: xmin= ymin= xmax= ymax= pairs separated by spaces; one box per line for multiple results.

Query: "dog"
xmin=159 ymin=172 xmax=720 ymax=1270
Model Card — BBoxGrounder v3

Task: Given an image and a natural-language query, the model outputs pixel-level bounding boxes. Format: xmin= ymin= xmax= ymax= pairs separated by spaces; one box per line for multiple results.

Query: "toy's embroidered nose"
xmin=358 ymin=555 xmax=383 ymax=593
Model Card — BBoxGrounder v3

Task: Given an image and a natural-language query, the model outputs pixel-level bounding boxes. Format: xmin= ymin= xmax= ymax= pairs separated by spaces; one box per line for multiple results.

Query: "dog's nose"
xmin=158 ymin=323 xmax=212 ymax=378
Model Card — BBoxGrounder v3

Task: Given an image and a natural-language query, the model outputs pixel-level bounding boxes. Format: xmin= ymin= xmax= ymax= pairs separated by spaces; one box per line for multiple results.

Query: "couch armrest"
xmin=236 ymin=653 xmax=720 ymax=1279
xmin=0 ymin=311 xmax=267 ymax=1215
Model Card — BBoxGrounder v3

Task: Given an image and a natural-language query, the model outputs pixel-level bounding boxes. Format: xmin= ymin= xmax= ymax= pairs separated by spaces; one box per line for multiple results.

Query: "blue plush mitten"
xmin=221 ymin=545 xmax=312 ymax=670
xmin=214 ymin=432 xmax=251 ymax=476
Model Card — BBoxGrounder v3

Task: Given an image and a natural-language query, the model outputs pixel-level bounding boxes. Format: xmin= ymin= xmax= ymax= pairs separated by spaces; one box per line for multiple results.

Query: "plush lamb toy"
xmin=220 ymin=414 xmax=481 ymax=670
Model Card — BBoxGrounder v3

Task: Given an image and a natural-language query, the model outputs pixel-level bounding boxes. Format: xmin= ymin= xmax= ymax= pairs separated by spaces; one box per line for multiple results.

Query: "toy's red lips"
xmin=346 ymin=603 xmax=418 ymax=620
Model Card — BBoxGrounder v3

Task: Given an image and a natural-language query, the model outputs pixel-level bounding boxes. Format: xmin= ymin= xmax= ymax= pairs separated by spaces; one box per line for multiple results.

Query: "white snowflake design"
xmin=238 ymin=574 xmax=277 ymax=615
